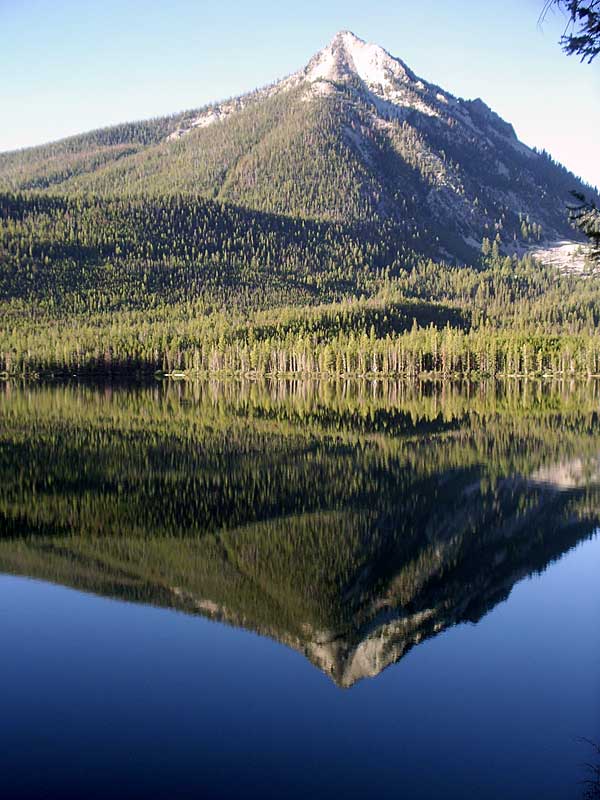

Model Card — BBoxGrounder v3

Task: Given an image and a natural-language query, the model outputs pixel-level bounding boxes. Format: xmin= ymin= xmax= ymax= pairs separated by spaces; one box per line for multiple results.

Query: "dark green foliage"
xmin=2 ymin=190 xmax=600 ymax=378
xmin=0 ymin=113 xmax=196 ymax=191
xmin=0 ymin=82 xmax=595 ymax=257
xmin=567 ymin=191 xmax=600 ymax=261
xmin=0 ymin=191 xmax=425 ymax=311
xmin=544 ymin=0 xmax=600 ymax=62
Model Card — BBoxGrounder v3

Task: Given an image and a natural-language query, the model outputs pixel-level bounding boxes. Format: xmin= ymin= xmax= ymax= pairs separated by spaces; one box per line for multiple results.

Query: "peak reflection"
xmin=1 ymin=378 xmax=599 ymax=685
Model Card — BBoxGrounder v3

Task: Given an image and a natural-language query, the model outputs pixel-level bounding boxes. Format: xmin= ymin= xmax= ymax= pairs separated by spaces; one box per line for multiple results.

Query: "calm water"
xmin=1 ymin=379 xmax=599 ymax=799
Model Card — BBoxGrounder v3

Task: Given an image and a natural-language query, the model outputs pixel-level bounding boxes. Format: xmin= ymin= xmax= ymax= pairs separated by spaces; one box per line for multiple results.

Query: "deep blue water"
xmin=1 ymin=380 xmax=600 ymax=798
xmin=1 ymin=534 xmax=598 ymax=800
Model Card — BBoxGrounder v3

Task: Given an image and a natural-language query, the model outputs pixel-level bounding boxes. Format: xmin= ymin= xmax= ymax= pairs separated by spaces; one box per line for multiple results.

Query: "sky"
xmin=1 ymin=0 xmax=599 ymax=188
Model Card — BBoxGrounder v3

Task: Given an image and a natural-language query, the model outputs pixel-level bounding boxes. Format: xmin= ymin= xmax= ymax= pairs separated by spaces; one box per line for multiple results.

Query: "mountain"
xmin=1 ymin=380 xmax=599 ymax=686
xmin=0 ymin=31 xmax=595 ymax=263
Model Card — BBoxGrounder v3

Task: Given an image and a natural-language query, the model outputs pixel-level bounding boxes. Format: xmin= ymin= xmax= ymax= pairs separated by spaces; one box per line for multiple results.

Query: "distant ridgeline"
xmin=1 ymin=31 xmax=600 ymax=378
xmin=1 ymin=380 xmax=599 ymax=685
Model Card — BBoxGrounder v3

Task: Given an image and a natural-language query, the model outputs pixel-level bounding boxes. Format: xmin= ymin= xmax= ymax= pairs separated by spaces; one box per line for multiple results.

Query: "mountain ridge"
xmin=0 ymin=30 xmax=596 ymax=264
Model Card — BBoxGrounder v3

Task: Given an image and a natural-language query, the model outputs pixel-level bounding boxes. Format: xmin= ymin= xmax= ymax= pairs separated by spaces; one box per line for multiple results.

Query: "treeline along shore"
xmin=2 ymin=192 xmax=600 ymax=379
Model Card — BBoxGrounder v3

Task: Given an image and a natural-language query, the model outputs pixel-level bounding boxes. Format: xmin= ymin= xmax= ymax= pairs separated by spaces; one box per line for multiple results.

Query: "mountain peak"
xmin=329 ymin=29 xmax=363 ymax=46
xmin=303 ymin=30 xmax=414 ymax=89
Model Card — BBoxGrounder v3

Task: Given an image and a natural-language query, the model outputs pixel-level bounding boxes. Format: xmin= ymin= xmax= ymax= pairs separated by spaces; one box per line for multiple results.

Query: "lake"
xmin=1 ymin=379 xmax=599 ymax=799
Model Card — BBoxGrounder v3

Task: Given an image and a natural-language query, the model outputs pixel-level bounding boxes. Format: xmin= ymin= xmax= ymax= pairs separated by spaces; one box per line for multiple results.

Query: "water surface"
xmin=1 ymin=379 xmax=599 ymax=798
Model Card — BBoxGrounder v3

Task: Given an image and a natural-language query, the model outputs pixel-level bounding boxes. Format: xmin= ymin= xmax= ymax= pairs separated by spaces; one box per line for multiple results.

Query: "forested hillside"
xmin=0 ymin=32 xmax=596 ymax=261
xmin=0 ymin=31 xmax=598 ymax=379
xmin=1 ymin=190 xmax=600 ymax=378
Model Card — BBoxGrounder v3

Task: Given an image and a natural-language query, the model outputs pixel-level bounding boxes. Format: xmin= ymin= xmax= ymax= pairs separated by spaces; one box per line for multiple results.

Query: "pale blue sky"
xmin=1 ymin=0 xmax=599 ymax=187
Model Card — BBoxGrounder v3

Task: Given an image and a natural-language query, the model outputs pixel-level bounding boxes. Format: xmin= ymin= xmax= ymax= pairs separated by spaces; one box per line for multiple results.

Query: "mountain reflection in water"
xmin=1 ymin=378 xmax=599 ymax=686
